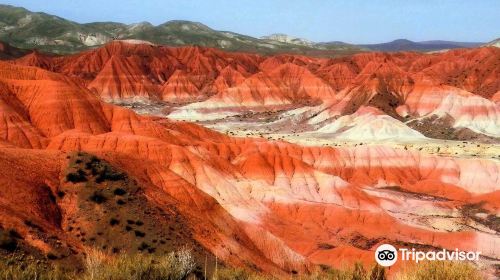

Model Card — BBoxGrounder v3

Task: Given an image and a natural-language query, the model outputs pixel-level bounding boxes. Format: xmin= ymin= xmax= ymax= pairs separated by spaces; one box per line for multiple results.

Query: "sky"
xmin=1 ymin=0 xmax=499 ymax=44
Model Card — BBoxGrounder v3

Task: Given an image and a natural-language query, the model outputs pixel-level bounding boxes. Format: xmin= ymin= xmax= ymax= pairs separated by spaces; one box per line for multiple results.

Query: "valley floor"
xmin=216 ymin=129 xmax=500 ymax=161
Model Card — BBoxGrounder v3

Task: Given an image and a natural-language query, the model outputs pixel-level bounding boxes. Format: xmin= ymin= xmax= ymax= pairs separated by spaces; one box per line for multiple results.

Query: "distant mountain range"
xmin=261 ymin=35 xmax=487 ymax=52
xmin=0 ymin=4 xmax=494 ymax=55
xmin=260 ymin=33 xmax=315 ymax=47
xmin=358 ymin=39 xmax=484 ymax=52
xmin=0 ymin=4 xmax=360 ymax=55
xmin=483 ymin=38 xmax=500 ymax=48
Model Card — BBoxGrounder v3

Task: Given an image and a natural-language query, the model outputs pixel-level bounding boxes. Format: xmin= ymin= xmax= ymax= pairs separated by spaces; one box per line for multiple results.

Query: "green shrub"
xmin=113 ymin=188 xmax=127 ymax=196
xmin=109 ymin=218 xmax=119 ymax=226
xmin=92 ymin=165 xmax=125 ymax=183
xmin=134 ymin=230 xmax=146 ymax=237
xmin=138 ymin=242 xmax=149 ymax=251
xmin=116 ymin=199 xmax=126 ymax=205
xmin=66 ymin=169 xmax=87 ymax=183
xmin=89 ymin=191 xmax=107 ymax=204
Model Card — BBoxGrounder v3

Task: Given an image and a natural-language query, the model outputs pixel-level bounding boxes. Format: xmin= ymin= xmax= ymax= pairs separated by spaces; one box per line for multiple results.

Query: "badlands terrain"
xmin=0 ymin=38 xmax=499 ymax=278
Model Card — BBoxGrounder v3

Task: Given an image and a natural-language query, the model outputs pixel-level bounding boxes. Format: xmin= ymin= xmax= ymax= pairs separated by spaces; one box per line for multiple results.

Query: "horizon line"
xmin=0 ymin=3 xmax=495 ymax=45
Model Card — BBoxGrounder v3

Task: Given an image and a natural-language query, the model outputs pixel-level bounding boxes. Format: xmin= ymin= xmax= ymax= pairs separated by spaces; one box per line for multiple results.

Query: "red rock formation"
xmin=160 ymin=70 xmax=202 ymax=103
xmin=12 ymin=50 xmax=54 ymax=70
xmin=210 ymin=65 xmax=247 ymax=93
xmin=11 ymin=42 xmax=499 ymax=117
xmin=87 ymin=55 xmax=160 ymax=100
xmin=1 ymin=44 xmax=499 ymax=276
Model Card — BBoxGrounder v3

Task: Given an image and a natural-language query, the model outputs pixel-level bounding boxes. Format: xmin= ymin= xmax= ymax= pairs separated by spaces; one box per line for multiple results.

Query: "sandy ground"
xmin=120 ymin=101 xmax=500 ymax=162
xmin=209 ymin=125 xmax=500 ymax=161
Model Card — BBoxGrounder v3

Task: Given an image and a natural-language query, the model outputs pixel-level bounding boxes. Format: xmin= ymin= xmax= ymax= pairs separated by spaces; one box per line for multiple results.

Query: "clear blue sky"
xmin=1 ymin=0 xmax=498 ymax=43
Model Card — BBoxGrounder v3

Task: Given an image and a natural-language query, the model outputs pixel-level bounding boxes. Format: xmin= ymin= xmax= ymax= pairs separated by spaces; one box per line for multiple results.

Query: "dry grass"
xmin=214 ymin=267 xmax=271 ymax=280
xmin=394 ymin=260 xmax=483 ymax=280
xmin=0 ymin=248 xmax=196 ymax=280
xmin=305 ymin=263 xmax=385 ymax=280
xmin=83 ymin=247 xmax=196 ymax=280
xmin=214 ymin=261 xmax=484 ymax=280
xmin=0 ymin=258 xmax=74 ymax=280
xmin=0 ymin=252 xmax=485 ymax=280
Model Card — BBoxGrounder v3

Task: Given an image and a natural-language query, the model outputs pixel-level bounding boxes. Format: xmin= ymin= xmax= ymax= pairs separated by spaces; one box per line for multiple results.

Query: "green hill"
xmin=0 ymin=4 xmax=362 ymax=56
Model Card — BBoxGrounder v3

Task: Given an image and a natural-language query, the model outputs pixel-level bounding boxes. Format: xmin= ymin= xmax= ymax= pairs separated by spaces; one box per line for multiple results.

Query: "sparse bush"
xmin=113 ymin=188 xmax=127 ymax=196
xmin=161 ymin=247 xmax=197 ymax=279
xmin=109 ymin=218 xmax=119 ymax=226
xmin=138 ymin=242 xmax=149 ymax=251
xmin=89 ymin=191 xmax=107 ymax=204
xmin=66 ymin=169 xmax=87 ymax=183
xmin=134 ymin=230 xmax=145 ymax=237
xmin=93 ymin=165 xmax=125 ymax=183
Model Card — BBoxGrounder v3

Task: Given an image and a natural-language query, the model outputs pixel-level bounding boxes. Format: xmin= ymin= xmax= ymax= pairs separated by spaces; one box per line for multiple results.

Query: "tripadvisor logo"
xmin=375 ymin=244 xmax=398 ymax=267
xmin=374 ymin=244 xmax=481 ymax=267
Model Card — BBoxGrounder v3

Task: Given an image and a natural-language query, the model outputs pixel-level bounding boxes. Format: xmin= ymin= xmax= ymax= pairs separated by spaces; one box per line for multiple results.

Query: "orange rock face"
xmin=15 ymin=41 xmax=499 ymax=139
xmin=13 ymin=42 xmax=499 ymax=102
xmin=1 ymin=43 xmax=499 ymax=276
xmin=160 ymin=70 xmax=203 ymax=103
